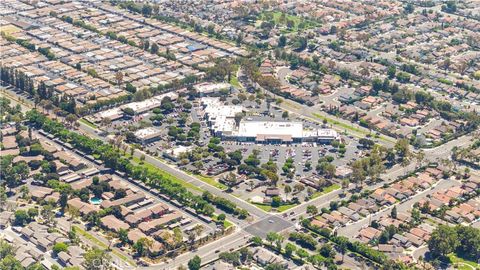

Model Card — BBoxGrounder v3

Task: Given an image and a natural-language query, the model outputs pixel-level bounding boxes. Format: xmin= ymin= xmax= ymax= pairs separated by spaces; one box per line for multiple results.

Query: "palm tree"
xmin=20 ymin=186 xmax=29 ymax=200
xmin=43 ymin=100 xmax=53 ymax=113
xmin=38 ymin=99 xmax=48 ymax=113
xmin=66 ymin=206 xmax=80 ymax=230
xmin=415 ymin=150 xmax=425 ymax=169
xmin=284 ymin=185 xmax=292 ymax=201
xmin=187 ymin=231 xmax=196 ymax=249
xmin=115 ymin=71 xmax=123 ymax=86
xmin=293 ymin=183 xmax=305 ymax=194
xmin=101 ymin=117 xmax=112 ymax=128
xmin=440 ymin=158 xmax=453 ymax=173
xmin=106 ymin=232 xmax=116 ymax=251
xmin=65 ymin=114 xmax=78 ymax=128
xmin=143 ymin=237 xmax=154 ymax=256
xmin=341 ymin=179 xmax=350 ymax=194
xmin=193 ymin=224 xmax=204 ymax=243
xmin=121 ymin=144 xmax=128 ymax=156
xmin=359 ymin=67 xmax=370 ymax=79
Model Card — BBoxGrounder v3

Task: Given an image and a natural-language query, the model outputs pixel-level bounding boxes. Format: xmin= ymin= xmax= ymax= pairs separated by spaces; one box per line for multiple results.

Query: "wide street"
xmin=3 ymin=88 xmax=476 ymax=269
xmin=146 ymin=230 xmax=251 ymax=270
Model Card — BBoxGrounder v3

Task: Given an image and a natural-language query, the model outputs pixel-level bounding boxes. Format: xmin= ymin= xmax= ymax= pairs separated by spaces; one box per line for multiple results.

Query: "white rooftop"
xmin=202 ymin=97 xmax=244 ymax=134
xmin=236 ymin=121 xmax=304 ymax=138
xmin=194 ymin=82 xmax=231 ymax=93
xmin=134 ymin=127 xmax=161 ymax=139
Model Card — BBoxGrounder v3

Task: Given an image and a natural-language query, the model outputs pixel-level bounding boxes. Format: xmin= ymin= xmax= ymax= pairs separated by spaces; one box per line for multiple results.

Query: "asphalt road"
xmin=244 ymin=216 xmax=293 ymax=238
xmin=4 ymin=88 xmax=476 ymax=269
xmin=251 ymin=71 xmax=397 ymax=148
xmin=146 ymin=230 xmax=251 ymax=270
xmin=58 ymin=122 xmax=478 ymax=269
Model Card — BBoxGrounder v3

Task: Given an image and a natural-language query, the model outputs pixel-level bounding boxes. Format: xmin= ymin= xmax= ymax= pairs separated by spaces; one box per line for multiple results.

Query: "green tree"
xmin=266 ymin=263 xmax=286 ymax=270
xmin=14 ymin=210 xmax=30 ymax=226
xmin=428 ymin=225 xmax=459 ymax=258
xmin=125 ymin=83 xmax=137 ymax=93
xmin=278 ymin=35 xmax=286 ymax=47
xmin=122 ymin=107 xmax=135 ymax=116
xmin=336 ymin=236 xmax=349 ymax=262
xmin=251 ymin=236 xmax=262 ymax=246
xmin=0 ymin=255 xmax=23 ymax=270
xmin=0 ymin=187 xmax=7 ymax=211
xmin=118 ymin=228 xmax=129 ymax=245
xmin=217 ymin=213 xmax=226 ymax=222
xmin=296 ymin=248 xmax=309 ymax=258
xmin=52 ymin=242 xmax=68 ymax=254
xmin=271 ymin=196 xmax=282 ymax=207
xmin=285 ymin=242 xmax=296 ymax=257
xmin=404 ymin=3 xmax=414 ymax=14
xmin=391 ymin=206 xmax=397 ymax=219
xmin=0 ymin=239 xmax=16 ymax=259
xmin=456 ymin=226 xmax=480 ymax=260
xmin=394 ymin=138 xmax=410 ymax=161
xmin=266 ymin=232 xmax=280 ymax=246
xmin=188 ymin=255 xmax=201 ymax=270
xmin=83 ymin=248 xmax=111 ymax=270
xmin=319 ymin=243 xmax=336 ymax=258
xmin=387 ymin=66 xmax=396 ymax=79
xmin=306 ymin=205 xmax=318 ymax=216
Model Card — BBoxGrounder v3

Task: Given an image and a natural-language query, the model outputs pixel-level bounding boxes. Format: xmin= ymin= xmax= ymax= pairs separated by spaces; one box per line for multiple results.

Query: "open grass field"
xmin=448 ymin=254 xmax=479 ymax=270
xmin=311 ymin=184 xmax=341 ymax=199
xmin=79 ymin=118 xmax=97 ymax=129
xmin=187 ymin=172 xmax=228 ymax=190
xmin=129 ymin=155 xmax=203 ymax=192
xmin=256 ymin=11 xmax=320 ymax=33
xmin=0 ymin=25 xmax=21 ymax=35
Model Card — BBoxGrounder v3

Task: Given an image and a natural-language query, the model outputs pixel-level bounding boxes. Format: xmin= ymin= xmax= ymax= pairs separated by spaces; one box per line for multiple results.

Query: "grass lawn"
xmin=312 ymin=113 xmax=369 ymax=136
xmin=277 ymin=203 xmax=298 ymax=212
xmin=448 ymin=254 xmax=478 ymax=270
xmin=250 ymin=202 xmax=298 ymax=212
xmin=251 ymin=202 xmax=272 ymax=212
xmin=1 ymin=25 xmax=21 ymax=35
xmin=229 ymin=64 xmax=241 ymax=89
xmin=79 ymin=118 xmax=97 ymax=129
xmin=212 ymin=215 xmax=235 ymax=229
xmin=283 ymin=100 xmax=301 ymax=110
xmin=73 ymin=226 xmax=106 ymax=248
xmin=73 ymin=226 xmax=136 ymax=266
xmin=311 ymin=184 xmax=341 ymax=199
xmin=130 ymin=156 xmax=202 ymax=192
xmin=223 ymin=219 xmax=234 ymax=228
xmin=189 ymin=172 xmax=227 ymax=190
xmin=230 ymin=75 xmax=241 ymax=89
xmin=257 ymin=11 xmax=319 ymax=33
xmin=229 ymin=65 xmax=242 ymax=89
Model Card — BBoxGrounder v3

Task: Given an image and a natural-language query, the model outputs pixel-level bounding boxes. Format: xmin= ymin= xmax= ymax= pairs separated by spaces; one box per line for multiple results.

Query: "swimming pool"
xmin=89 ymin=197 xmax=103 ymax=205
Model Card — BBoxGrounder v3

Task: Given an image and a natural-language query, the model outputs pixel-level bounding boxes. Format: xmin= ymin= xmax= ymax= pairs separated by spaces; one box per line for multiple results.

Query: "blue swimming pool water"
xmin=90 ymin=197 xmax=102 ymax=205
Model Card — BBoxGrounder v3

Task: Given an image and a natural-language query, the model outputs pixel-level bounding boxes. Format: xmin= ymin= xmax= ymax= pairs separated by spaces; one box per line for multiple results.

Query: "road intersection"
xmin=3 ymin=87 xmax=475 ymax=269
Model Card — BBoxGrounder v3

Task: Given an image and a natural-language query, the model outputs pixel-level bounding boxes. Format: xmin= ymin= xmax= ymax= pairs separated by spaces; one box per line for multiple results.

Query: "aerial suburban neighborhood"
xmin=0 ymin=0 xmax=479 ymax=270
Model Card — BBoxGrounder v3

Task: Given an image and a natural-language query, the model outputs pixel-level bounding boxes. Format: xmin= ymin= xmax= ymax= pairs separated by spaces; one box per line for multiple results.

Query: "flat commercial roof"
xmin=317 ymin=129 xmax=339 ymax=138
xmin=237 ymin=121 xmax=304 ymax=138
xmin=194 ymin=82 xmax=231 ymax=93
xmin=134 ymin=127 xmax=162 ymax=140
